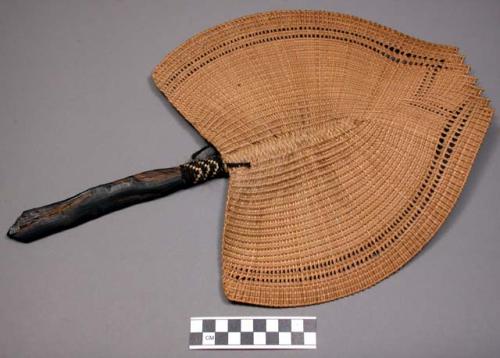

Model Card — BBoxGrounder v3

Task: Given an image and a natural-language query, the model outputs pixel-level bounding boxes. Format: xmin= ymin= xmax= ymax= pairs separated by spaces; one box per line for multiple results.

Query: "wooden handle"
xmin=7 ymin=168 xmax=187 ymax=243
xmin=7 ymin=156 xmax=227 ymax=243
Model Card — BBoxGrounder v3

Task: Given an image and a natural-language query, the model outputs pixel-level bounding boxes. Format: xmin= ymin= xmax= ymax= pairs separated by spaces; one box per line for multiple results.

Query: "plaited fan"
xmin=8 ymin=10 xmax=493 ymax=307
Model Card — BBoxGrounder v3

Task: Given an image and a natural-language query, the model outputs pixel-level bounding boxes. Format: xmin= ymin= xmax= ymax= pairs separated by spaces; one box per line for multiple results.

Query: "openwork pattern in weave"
xmin=152 ymin=10 xmax=494 ymax=307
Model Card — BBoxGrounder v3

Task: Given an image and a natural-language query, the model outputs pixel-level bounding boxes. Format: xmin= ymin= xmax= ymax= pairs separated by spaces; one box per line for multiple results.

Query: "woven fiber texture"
xmin=152 ymin=10 xmax=493 ymax=307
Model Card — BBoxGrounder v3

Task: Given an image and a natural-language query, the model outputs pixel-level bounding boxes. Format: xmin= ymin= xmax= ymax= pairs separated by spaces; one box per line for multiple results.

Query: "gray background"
xmin=1 ymin=0 xmax=499 ymax=357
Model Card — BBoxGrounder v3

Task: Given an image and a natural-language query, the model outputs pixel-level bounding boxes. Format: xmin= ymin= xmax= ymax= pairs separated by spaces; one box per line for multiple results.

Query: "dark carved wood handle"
xmin=7 ymin=157 xmax=227 ymax=243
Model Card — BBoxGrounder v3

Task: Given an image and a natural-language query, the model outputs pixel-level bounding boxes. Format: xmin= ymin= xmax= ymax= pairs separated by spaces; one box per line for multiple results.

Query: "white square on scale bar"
xmin=253 ymin=332 xmax=266 ymax=345
xmin=279 ymin=332 xmax=292 ymax=345
xmin=215 ymin=319 xmax=228 ymax=332
xmin=266 ymin=319 xmax=279 ymax=332
xmin=304 ymin=332 xmax=316 ymax=345
xmin=228 ymin=332 xmax=241 ymax=345
xmin=202 ymin=332 xmax=215 ymax=345
xmin=291 ymin=319 xmax=304 ymax=332
xmin=190 ymin=319 xmax=202 ymax=333
xmin=241 ymin=319 xmax=253 ymax=332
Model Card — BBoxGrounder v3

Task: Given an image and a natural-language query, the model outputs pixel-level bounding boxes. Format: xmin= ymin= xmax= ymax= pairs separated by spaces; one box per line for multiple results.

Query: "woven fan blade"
xmin=152 ymin=10 xmax=493 ymax=307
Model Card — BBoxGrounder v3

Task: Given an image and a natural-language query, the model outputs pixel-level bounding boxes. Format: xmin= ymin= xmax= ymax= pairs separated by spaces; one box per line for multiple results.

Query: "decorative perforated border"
xmin=163 ymin=26 xmax=446 ymax=92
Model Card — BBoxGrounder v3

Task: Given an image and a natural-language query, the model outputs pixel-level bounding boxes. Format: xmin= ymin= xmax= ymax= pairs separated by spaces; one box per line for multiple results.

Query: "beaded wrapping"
xmin=180 ymin=157 xmax=228 ymax=185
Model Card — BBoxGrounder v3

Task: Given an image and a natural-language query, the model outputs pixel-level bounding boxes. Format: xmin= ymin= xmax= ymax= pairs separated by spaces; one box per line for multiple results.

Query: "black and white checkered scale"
xmin=189 ymin=317 xmax=317 ymax=349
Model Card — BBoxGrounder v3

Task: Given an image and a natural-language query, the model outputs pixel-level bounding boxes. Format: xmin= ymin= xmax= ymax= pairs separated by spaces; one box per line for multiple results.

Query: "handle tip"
xmin=6 ymin=212 xmax=38 ymax=243
xmin=6 ymin=226 xmax=28 ymax=243
xmin=6 ymin=225 xmax=17 ymax=239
